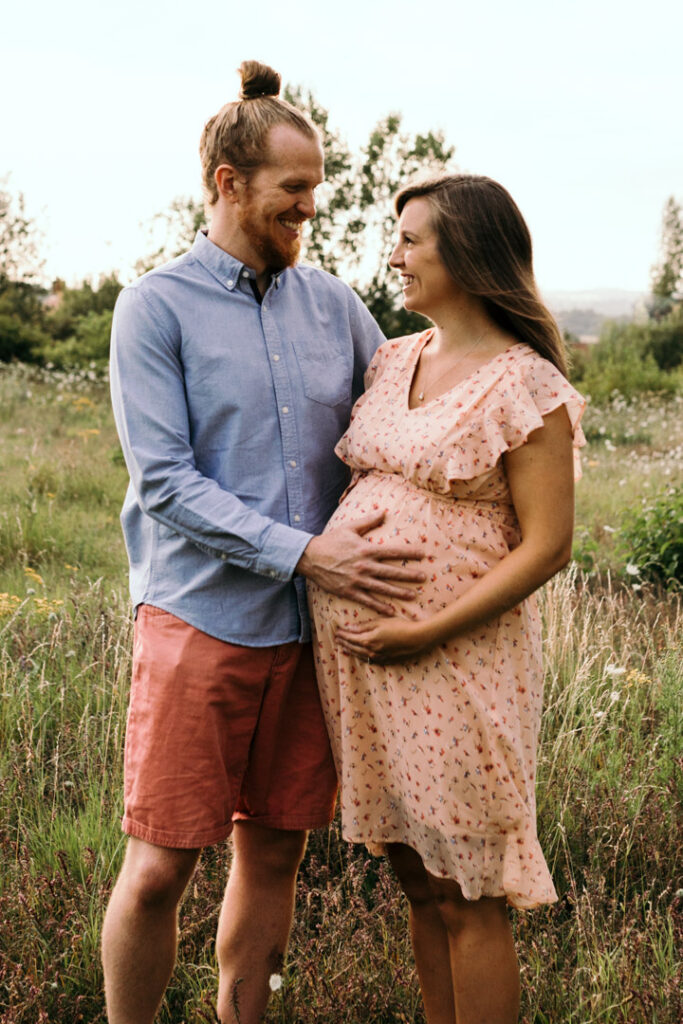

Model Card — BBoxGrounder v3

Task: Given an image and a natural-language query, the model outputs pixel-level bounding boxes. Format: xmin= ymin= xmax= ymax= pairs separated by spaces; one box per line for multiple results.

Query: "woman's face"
xmin=389 ymin=197 xmax=454 ymax=317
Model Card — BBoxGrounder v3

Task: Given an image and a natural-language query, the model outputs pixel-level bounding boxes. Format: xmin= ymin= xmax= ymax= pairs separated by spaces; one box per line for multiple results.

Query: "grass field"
xmin=0 ymin=361 xmax=681 ymax=1023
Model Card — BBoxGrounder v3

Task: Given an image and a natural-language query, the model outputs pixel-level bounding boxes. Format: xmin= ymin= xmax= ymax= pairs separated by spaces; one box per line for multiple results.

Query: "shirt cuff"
xmin=255 ymin=522 xmax=314 ymax=582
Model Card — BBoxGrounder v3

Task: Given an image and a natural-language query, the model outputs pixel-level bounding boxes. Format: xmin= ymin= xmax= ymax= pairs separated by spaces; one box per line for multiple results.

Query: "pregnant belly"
xmin=313 ymin=471 xmax=519 ymax=628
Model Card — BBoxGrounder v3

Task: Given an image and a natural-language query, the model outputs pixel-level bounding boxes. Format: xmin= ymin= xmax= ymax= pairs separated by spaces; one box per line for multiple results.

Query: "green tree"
xmin=285 ymin=86 xmax=456 ymax=336
xmin=46 ymin=273 xmax=123 ymax=341
xmin=0 ymin=179 xmax=44 ymax=287
xmin=650 ymin=196 xmax=683 ymax=319
xmin=0 ymin=180 xmax=50 ymax=362
xmin=138 ymin=87 xmax=457 ymax=337
xmin=135 ymin=196 xmax=206 ymax=275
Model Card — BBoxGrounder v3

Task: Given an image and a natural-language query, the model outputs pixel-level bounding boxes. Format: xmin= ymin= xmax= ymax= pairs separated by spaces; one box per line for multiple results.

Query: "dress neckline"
xmin=406 ymin=330 xmax=527 ymax=411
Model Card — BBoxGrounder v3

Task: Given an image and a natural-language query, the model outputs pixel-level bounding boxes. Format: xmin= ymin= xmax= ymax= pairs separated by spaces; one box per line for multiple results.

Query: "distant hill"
xmin=542 ymin=289 xmax=647 ymax=341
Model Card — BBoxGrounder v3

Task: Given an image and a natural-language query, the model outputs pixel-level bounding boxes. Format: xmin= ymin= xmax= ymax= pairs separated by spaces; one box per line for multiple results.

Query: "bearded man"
xmin=102 ymin=60 xmax=423 ymax=1024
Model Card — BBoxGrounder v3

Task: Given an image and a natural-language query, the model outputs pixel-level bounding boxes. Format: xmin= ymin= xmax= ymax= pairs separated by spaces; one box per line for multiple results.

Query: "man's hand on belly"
xmin=296 ymin=511 xmax=426 ymax=615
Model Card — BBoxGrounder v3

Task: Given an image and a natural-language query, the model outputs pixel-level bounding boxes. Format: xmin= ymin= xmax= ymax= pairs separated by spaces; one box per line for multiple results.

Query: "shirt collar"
xmin=191 ymin=230 xmax=286 ymax=292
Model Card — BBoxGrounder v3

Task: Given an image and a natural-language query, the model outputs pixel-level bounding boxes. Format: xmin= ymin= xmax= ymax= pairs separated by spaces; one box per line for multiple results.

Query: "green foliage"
xmin=618 ymin=488 xmax=683 ymax=590
xmin=284 ymin=88 xmax=457 ymax=337
xmin=143 ymin=87 xmax=456 ymax=340
xmin=46 ymin=274 xmax=122 ymax=341
xmin=134 ymin=196 xmax=206 ymax=275
xmin=650 ymin=195 xmax=683 ymax=317
xmin=570 ymin=316 xmax=682 ymax=400
xmin=0 ymin=281 xmax=51 ymax=362
xmin=0 ymin=179 xmax=44 ymax=287
xmin=34 ymin=309 xmax=114 ymax=369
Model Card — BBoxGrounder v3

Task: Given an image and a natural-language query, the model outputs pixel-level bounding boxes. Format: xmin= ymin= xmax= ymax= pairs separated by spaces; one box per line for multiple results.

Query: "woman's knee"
xmin=428 ymin=875 xmax=509 ymax=931
xmin=387 ymin=844 xmax=435 ymax=907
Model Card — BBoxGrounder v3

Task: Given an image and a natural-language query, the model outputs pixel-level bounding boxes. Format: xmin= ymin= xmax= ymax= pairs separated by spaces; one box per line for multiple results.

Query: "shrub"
xmin=571 ymin=316 xmax=682 ymax=401
xmin=618 ymin=487 xmax=683 ymax=589
xmin=32 ymin=310 xmax=114 ymax=370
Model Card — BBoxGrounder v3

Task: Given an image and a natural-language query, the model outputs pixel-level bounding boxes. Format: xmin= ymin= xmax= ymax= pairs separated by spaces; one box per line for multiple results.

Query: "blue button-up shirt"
xmin=110 ymin=231 xmax=383 ymax=645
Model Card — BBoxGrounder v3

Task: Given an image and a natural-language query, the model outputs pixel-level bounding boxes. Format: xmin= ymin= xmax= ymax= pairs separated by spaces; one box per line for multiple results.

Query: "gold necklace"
xmin=416 ymin=327 xmax=489 ymax=402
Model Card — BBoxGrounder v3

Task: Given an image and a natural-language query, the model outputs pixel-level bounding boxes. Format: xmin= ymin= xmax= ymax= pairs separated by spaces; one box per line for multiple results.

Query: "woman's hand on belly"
xmin=335 ymin=614 xmax=437 ymax=664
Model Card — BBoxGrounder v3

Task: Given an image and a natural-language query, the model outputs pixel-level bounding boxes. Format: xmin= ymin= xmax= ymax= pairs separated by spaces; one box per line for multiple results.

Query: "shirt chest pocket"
xmin=293 ymin=348 xmax=352 ymax=407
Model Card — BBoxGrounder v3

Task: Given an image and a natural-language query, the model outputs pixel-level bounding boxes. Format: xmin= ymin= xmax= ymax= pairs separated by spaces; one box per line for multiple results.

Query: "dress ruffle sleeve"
xmin=446 ymin=351 xmax=586 ymax=484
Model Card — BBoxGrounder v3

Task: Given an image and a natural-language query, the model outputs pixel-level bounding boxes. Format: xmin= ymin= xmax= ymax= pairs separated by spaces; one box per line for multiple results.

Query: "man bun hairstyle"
xmin=238 ymin=60 xmax=281 ymax=100
xmin=200 ymin=60 xmax=318 ymax=206
xmin=395 ymin=174 xmax=568 ymax=376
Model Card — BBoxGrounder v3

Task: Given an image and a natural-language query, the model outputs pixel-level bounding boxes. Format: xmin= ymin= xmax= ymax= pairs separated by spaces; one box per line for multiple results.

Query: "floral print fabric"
xmin=308 ymin=331 xmax=586 ymax=908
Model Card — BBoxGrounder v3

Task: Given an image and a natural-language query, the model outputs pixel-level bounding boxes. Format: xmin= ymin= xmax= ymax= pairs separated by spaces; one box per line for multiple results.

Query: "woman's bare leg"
xmin=387 ymin=843 xmax=456 ymax=1024
xmin=429 ymin=873 xmax=520 ymax=1024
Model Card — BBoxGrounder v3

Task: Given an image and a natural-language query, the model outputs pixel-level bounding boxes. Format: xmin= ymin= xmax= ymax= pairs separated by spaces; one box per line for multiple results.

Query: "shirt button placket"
xmin=261 ymin=301 xmax=305 ymax=532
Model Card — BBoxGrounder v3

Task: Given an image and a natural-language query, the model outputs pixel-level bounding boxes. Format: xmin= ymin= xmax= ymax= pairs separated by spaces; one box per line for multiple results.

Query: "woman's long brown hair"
xmin=395 ymin=175 xmax=568 ymax=376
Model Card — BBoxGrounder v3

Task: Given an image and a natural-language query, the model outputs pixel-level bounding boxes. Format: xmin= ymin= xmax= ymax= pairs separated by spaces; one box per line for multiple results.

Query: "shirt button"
xmin=227 ymin=279 xmax=234 ymax=287
xmin=289 ymin=460 xmax=297 ymax=468
xmin=272 ymin=354 xmax=280 ymax=362
xmin=241 ymin=270 xmax=250 ymax=278
xmin=282 ymin=406 xmax=289 ymax=414
xmin=293 ymin=514 xmax=301 ymax=523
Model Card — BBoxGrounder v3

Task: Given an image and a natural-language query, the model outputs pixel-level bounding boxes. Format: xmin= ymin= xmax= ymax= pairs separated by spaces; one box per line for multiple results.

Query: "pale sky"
xmin=3 ymin=0 xmax=681 ymax=294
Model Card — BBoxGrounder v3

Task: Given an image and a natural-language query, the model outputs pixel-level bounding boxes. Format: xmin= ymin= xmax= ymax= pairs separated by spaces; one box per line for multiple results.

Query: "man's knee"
xmin=116 ymin=838 xmax=200 ymax=911
xmin=232 ymin=823 xmax=307 ymax=881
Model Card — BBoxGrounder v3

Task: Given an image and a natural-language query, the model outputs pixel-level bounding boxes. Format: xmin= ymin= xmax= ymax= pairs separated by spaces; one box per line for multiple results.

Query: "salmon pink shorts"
xmin=122 ymin=605 xmax=337 ymax=849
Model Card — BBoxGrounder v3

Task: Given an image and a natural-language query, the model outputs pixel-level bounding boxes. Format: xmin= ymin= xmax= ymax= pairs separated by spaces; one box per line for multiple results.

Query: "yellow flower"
xmin=0 ymin=593 xmax=22 ymax=618
xmin=24 ymin=567 xmax=44 ymax=586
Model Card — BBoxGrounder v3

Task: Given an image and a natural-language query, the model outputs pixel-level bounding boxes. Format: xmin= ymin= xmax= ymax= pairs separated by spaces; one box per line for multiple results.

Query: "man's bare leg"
xmin=101 ymin=837 xmax=201 ymax=1024
xmin=215 ymin=822 xmax=307 ymax=1024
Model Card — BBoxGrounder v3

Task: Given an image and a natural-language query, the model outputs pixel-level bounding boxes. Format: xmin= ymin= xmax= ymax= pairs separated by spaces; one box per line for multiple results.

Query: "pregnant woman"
xmin=308 ymin=174 xmax=585 ymax=1024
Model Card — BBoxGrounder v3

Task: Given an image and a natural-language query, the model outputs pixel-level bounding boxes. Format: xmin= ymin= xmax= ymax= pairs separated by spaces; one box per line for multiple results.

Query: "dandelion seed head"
xmin=269 ymin=973 xmax=283 ymax=992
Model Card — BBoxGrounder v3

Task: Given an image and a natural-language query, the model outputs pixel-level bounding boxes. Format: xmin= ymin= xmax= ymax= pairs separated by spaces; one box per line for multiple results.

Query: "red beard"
xmin=237 ymin=203 xmax=302 ymax=273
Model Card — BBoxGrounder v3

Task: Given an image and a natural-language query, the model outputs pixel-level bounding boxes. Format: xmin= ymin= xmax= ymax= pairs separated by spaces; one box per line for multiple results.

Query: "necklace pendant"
xmin=418 ymin=391 xmax=425 ymax=401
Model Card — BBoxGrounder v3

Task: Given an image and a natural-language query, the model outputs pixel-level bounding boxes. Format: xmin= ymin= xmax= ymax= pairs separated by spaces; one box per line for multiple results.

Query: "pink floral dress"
xmin=308 ymin=331 xmax=586 ymax=909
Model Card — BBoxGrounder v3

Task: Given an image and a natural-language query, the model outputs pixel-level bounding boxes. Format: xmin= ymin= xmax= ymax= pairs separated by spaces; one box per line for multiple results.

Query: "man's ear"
xmin=214 ymin=164 xmax=246 ymax=204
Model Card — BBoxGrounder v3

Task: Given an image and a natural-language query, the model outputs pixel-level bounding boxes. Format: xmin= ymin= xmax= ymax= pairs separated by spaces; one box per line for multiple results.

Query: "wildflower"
xmin=610 ymin=690 xmax=621 ymax=703
xmin=24 ymin=567 xmax=44 ymax=586
xmin=269 ymin=974 xmax=283 ymax=992
xmin=603 ymin=525 xmax=615 ymax=534
xmin=604 ymin=664 xmax=626 ymax=677
xmin=625 ymin=563 xmax=640 ymax=576
xmin=595 ymin=710 xmax=606 ymax=719
xmin=627 ymin=669 xmax=650 ymax=686
xmin=0 ymin=594 xmax=22 ymax=617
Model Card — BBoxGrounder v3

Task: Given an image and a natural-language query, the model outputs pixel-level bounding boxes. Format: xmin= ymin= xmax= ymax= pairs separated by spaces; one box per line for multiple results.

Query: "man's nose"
xmin=296 ymin=190 xmax=317 ymax=220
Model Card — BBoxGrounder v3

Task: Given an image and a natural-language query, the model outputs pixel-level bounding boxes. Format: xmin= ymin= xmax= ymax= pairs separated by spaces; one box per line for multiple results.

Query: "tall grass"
xmin=0 ymin=363 xmax=681 ymax=1023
